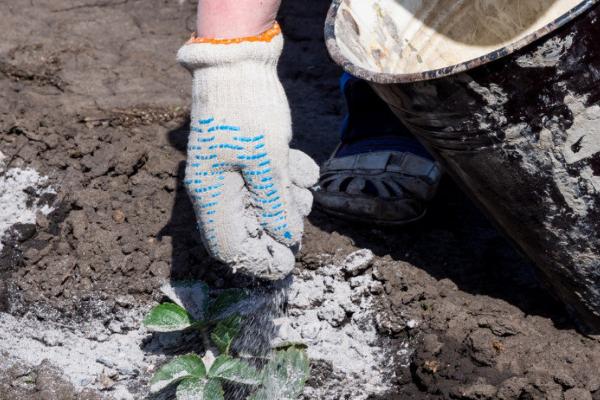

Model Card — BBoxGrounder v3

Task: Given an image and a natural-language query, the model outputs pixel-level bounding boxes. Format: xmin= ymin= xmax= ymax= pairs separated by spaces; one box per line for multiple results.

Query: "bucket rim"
xmin=325 ymin=0 xmax=600 ymax=84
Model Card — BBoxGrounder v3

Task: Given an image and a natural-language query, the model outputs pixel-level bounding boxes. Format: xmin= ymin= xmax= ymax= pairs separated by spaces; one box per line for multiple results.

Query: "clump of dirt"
xmin=0 ymin=360 xmax=102 ymax=400
xmin=1 ymin=0 xmax=600 ymax=400
xmin=0 ymin=46 xmax=65 ymax=91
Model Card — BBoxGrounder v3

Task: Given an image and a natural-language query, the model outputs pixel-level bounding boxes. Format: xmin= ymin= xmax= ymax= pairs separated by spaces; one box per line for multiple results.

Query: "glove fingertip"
xmin=292 ymin=186 xmax=314 ymax=217
xmin=289 ymin=149 xmax=320 ymax=188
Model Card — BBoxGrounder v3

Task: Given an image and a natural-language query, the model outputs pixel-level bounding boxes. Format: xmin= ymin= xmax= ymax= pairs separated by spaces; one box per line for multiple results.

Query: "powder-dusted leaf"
xmin=161 ymin=281 xmax=210 ymax=321
xmin=208 ymin=355 xmax=261 ymax=385
xmin=176 ymin=377 xmax=224 ymax=400
xmin=257 ymin=348 xmax=310 ymax=399
xmin=175 ymin=376 xmax=204 ymax=400
xmin=210 ymin=314 xmax=243 ymax=354
xmin=143 ymin=303 xmax=194 ymax=332
xmin=149 ymin=354 xmax=206 ymax=393
xmin=208 ymin=289 xmax=249 ymax=320
xmin=203 ymin=378 xmax=225 ymax=400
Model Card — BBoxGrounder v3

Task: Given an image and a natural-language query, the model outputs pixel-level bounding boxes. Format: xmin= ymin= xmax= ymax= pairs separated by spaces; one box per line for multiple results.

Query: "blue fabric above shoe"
xmin=337 ymin=72 xmax=434 ymax=161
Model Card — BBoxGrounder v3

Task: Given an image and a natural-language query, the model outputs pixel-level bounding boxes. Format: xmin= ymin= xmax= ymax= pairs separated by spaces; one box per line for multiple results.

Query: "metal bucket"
xmin=325 ymin=0 xmax=600 ymax=332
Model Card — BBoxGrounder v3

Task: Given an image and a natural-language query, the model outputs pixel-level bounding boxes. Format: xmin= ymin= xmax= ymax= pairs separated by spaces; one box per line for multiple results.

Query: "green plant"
xmin=144 ymin=281 xmax=310 ymax=400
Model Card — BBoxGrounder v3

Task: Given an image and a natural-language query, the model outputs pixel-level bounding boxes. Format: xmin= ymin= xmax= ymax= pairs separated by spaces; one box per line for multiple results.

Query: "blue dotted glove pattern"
xmin=184 ymin=117 xmax=293 ymax=254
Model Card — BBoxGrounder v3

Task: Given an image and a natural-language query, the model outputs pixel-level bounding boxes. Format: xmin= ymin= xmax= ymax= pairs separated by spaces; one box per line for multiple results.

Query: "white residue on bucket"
xmin=0 ymin=151 xmax=56 ymax=251
xmin=516 ymin=33 xmax=575 ymax=68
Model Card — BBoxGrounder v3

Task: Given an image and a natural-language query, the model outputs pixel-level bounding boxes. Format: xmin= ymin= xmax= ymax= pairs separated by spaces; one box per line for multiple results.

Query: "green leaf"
xmin=208 ymin=289 xmax=248 ymax=320
xmin=176 ymin=377 xmax=224 ymax=400
xmin=210 ymin=314 xmax=243 ymax=354
xmin=175 ymin=376 xmax=203 ymax=400
xmin=143 ymin=303 xmax=194 ymax=332
xmin=161 ymin=281 xmax=210 ymax=321
xmin=203 ymin=379 xmax=225 ymax=400
xmin=208 ymin=355 xmax=261 ymax=385
xmin=256 ymin=348 xmax=310 ymax=399
xmin=149 ymin=354 xmax=206 ymax=393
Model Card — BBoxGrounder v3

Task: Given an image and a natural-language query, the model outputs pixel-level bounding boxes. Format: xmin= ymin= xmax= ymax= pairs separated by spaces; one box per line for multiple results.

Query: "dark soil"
xmin=1 ymin=0 xmax=599 ymax=399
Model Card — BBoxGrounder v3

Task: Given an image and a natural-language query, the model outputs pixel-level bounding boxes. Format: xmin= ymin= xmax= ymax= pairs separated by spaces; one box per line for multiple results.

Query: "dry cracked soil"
xmin=1 ymin=0 xmax=600 ymax=399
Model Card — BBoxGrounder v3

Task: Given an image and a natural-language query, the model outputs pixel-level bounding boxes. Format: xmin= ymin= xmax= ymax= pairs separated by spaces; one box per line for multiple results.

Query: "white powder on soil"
xmin=0 ymin=151 xmax=56 ymax=251
xmin=0 ymin=239 xmax=408 ymax=400
xmin=0 ymin=309 xmax=156 ymax=399
xmin=271 ymin=250 xmax=405 ymax=400
xmin=216 ymin=248 xmax=408 ymax=399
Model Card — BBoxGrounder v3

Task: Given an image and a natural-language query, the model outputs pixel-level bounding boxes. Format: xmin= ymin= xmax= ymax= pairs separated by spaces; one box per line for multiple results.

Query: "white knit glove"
xmin=177 ymin=25 xmax=319 ymax=280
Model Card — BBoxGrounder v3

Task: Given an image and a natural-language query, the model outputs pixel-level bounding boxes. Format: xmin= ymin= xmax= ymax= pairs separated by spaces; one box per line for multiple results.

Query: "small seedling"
xmin=144 ymin=281 xmax=310 ymax=400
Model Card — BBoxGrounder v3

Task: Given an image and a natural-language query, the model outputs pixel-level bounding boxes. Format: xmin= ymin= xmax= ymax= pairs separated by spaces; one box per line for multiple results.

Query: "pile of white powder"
xmin=0 ymin=151 xmax=56 ymax=251
xmin=273 ymin=249 xmax=408 ymax=400
xmin=0 ymin=308 xmax=154 ymax=400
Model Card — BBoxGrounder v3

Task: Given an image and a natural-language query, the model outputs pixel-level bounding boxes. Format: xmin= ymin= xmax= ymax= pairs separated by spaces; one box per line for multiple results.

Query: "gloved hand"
xmin=196 ymin=0 xmax=281 ymax=40
xmin=178 ymin=17 xmax=319 ymax=280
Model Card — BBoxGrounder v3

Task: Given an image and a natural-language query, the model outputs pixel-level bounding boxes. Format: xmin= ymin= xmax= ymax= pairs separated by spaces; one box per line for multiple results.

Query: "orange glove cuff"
xmin=187 ymin=23 xmax=281 ymax=45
